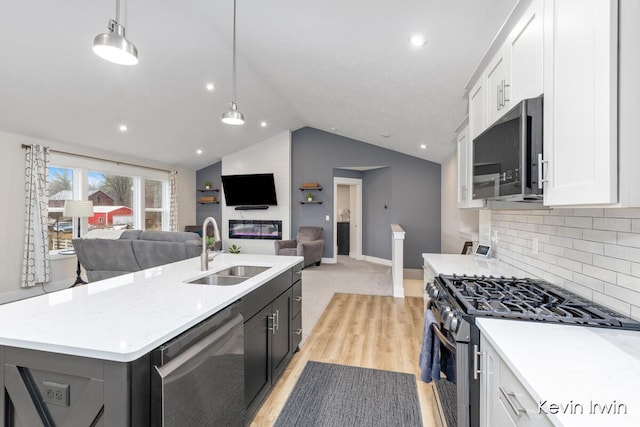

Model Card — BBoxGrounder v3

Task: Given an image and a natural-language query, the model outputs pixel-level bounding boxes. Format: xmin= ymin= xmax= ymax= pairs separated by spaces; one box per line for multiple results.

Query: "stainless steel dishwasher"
xmin=151 ymin=302 xmax=244 ymax=426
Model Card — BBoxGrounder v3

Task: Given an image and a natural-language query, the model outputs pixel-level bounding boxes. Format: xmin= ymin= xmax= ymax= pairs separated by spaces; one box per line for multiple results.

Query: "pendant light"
xmin=93 ymin=0 xmax=139 ymax=66
xmin=222 ymin=0 xmax=245 ymax=125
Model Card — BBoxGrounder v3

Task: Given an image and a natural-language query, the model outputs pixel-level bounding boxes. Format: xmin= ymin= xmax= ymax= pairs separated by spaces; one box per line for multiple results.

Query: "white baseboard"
xmin=362 ymin=255 xmax=392 ymax=266
xmin=321 ymin=257 xmax=337 ymax=264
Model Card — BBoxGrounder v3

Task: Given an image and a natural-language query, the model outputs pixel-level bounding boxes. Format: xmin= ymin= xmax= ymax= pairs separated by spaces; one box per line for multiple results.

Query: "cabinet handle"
xmin=293 ymin=296 xmax=302 ymax=302
xmin=537 ymin=153 xmax=549 ymax=185
xmin=500 ymin=386 xmax=527 ymax=416
xmin=275 ymin=310 xmax=280 ymax=331
xmin=268 ymin=314 xmax=276 ymax=335
xmin=497 ymin=84 xmax=501 ymax=110
xmin=294 ymin=269 xmax=303 ymax=276
xmin=294 ymin=329 xmax=302 ymax=336
xmin=503 ymin=80 xmax=510 ymax=105
xmin=473 ymin=344 xmax=484 ymax=380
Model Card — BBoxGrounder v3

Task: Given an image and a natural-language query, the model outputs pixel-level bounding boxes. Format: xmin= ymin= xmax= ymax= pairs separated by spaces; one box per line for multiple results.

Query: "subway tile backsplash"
xmin=491 ymin=208 xmax=640 ymax=320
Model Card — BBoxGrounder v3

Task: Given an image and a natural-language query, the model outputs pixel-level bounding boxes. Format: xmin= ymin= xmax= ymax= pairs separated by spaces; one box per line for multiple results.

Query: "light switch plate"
xmin=325 ymin=215 xmax=330 ymax=221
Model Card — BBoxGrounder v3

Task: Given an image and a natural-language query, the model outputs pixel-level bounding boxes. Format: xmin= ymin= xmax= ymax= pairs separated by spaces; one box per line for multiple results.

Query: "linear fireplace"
xmin=229 ymin=220 xmax=282 ymax=240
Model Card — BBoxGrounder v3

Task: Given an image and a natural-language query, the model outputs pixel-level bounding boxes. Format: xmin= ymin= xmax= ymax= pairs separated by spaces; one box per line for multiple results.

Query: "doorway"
xmin=333 ymin=177 xmax=362 ymax=263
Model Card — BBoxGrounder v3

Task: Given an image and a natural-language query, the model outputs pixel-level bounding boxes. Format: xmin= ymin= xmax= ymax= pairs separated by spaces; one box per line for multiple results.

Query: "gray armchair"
xmin=275 ymin=226 xmax=324 ymax=267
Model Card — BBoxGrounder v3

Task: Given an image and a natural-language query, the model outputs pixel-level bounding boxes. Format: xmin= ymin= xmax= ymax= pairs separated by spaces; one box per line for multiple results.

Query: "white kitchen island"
xmin=0 ymin=253 xmax=303 ymax=426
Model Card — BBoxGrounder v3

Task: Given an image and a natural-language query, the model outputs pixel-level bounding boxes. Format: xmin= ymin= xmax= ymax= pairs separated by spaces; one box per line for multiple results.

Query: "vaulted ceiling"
xmin=0 ymin=0 xmax=517 ymax=170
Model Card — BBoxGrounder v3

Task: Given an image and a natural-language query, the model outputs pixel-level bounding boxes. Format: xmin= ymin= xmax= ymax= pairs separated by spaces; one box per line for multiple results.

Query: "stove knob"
xmin=427 ymin=284 xmax=438 ymax=299
xmin=449 ymin=315 xmax=459 ymax=333
xmin=442 ymin=310 xmax=453 ymax=330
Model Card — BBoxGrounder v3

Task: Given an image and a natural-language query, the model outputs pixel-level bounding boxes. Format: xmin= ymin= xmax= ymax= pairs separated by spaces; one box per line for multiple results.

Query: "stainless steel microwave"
xmin=472 ymin=95 xmax=543 ymax=201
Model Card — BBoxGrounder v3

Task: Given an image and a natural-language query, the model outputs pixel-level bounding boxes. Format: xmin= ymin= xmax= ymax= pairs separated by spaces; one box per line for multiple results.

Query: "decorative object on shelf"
xmin=300 ymin=182 xmax=322 ymax=190
xmin=221 ymin=0 xmax=245 ymax=125
xmin=63 ymin=200 xmax=94 ymax=286
xmin=93 ymin=0 xmax=139 ymax=66
xmin=204 ymin=181 xmax=212 ymax=190
xmin=306 ymin=193 xmax=315 ymax=202
xmin=227 ymin=244 xmax=241 ymax=254
xmin=199 ymin=195 xmax=217 ymax=204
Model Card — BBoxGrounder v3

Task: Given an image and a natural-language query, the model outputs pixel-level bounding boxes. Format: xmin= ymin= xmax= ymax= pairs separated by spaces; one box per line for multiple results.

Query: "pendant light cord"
xmin=115 ymin=0 xmax=121 ymax=23
xmin=231 ymin=0 xmax=237 ymax=103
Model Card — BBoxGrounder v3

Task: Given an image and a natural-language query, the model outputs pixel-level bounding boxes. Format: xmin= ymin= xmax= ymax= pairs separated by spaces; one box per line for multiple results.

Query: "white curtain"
xmin=169 ymin=170 xmax=178 ymax=232
xmin=22 ymin=144 xmax=50 ymax=287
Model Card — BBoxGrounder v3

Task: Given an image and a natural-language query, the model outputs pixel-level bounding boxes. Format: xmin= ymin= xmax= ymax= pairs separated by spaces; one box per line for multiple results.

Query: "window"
xmin=47 ymin=153 xmax=170 ymax=252
xmin=144 ymin=179 xmax=164 ymax=230
xmin=47 ymin=167 xmax=74 ymax=251
xmin=88 ymin=171 xmax=134 ymax=230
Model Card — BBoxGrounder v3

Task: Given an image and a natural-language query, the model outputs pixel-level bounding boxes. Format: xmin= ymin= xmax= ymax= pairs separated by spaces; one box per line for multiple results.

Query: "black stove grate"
xmin=437 ymin=274 xmax=640 ymax=329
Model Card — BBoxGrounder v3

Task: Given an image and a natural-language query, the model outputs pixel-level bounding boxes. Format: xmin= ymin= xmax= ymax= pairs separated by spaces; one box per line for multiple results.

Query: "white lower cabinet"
xmin=480 ymin=335 xmax=554 ymax=426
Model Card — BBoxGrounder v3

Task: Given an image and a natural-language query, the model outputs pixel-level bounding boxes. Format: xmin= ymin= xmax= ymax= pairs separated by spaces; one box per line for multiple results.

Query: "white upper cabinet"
xmin=541 ymin=0 xmax=618 ymax=206
xmin=485 ymin=46 xmax=512 ymax=125
xmin=468 ymin=79 xmax=486 ymax=141
xmin=509 ymin=0 xmax=543 ymax=103
xmin=457 ymin=123 xmax=485 ymax=209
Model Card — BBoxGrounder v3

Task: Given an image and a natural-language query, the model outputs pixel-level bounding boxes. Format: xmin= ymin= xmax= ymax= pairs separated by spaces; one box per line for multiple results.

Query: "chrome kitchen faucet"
xmin=201 ymin=217 xmax=222 ymax=271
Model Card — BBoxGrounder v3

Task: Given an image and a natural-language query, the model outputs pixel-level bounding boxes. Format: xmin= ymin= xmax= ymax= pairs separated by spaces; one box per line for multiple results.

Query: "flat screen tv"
xmin=221 ymin=173 xmax=278 ymax=207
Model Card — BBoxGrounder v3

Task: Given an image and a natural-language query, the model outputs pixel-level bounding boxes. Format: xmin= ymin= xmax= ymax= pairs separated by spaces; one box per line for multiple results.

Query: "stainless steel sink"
xmin=185 ymin=265 xmax=269 ymax=286
xmin=186 ymin=275 xmax=248 ymax=286
xmin=215 ymin=265 xmax=269 ymax=278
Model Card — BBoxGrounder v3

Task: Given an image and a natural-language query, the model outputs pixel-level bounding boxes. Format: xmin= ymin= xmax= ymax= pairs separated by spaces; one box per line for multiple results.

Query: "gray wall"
xmin=292 ymin=127 xmax=441 ymax=268
xmin=196 ymin=161 xmax=222 ymax=230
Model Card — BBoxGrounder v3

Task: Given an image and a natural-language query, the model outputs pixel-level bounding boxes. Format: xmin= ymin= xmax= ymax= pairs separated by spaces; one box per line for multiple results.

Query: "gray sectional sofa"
xmin=73 ymin=230 xmax=202 ymax=282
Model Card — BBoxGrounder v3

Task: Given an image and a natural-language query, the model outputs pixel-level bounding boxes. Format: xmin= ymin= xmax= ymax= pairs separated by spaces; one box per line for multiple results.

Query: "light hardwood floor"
xmin=250 ymin=293 xmax=444 ymax=426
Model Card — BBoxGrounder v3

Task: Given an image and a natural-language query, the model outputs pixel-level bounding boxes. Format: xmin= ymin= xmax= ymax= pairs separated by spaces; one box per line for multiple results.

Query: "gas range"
xmin=436 ymin=274 xmax=640 ymax=330
xmin=425 ymin=273 xmax=640 ymax=427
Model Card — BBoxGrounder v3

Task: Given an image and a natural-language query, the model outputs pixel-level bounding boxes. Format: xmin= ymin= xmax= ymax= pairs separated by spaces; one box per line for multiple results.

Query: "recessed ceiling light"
xmin=118 ymin=124 xmax=128 ymax=132
xmin=330 ymin=127 xmax=338 ymax=132
xmin=206 ymin=82 xmax=215 ymax=91
xmin=420 ymin=144 xmax=427 ymax=149
xmin=260 ymin=121 xmax=267 ymax=127
xmin=380 ymin=132 xmax=391 ymax=138
xmin=409 ymin=34 xmax=427 ymax=47
xmin=196 ymin=149 xmax=203 ymax=155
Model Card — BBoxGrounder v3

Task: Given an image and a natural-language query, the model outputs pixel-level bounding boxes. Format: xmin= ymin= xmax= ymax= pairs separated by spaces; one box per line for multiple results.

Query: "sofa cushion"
xmin=132 ymin=240 xmax=201 ymax=270
xmin=139 ymin=230 xmax=200 ymax=242
xmin=73 ymin=239 xmax=139 ymax=273
xmin=120 ymin=230 xmax=143 ymax=240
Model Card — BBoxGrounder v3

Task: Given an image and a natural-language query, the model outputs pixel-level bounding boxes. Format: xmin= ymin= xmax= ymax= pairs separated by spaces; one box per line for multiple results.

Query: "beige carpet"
xmin=300 ymin=256 xmax=393 ymax=345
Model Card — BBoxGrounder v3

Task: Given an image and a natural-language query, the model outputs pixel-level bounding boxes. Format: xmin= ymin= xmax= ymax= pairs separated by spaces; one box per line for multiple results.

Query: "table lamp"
xmin=63 ymin=200 xmax=94 ymax=286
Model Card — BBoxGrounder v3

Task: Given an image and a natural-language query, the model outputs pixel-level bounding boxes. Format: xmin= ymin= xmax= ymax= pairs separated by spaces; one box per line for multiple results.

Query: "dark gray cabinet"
xmin=1 ymin=346 xmax=150 ymax=426
xmin=243 ymin=261 xmax=303 ymax=423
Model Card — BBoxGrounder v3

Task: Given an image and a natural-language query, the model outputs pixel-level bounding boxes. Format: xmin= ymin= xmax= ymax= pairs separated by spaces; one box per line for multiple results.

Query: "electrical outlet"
xmin=325 ymin=215 xmax=330 ymax=221
xmin=532 ymin=237 xmax=539 ymax=255
xmin=42 ymin=381 xmax=70 ymax=407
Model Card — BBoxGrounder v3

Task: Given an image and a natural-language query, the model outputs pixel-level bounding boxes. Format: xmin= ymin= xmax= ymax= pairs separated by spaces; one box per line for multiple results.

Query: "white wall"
xmin=221 ymin=131 xmax=291 ymax=254
xmin=0 ymin=130 xmax=196 ymax=297
xmin=491 ymin=208 xmax=640 ymax=320
xmin=440 ymin=151 xmax=479 ymax=254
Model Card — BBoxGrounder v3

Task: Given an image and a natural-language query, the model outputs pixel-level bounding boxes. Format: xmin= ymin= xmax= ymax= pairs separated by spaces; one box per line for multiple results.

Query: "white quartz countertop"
xmin=422 ymin=253 xmax=530 ymax=278
xmin=0 ymin=254 xmax=302 ymax=362
xmin=477 ymin=318 xmax=640 ymax=426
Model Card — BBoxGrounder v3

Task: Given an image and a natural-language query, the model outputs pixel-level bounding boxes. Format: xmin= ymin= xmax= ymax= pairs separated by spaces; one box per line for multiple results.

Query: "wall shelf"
xmin=300 ymin=201 xmax=323 ymax=205
xmin=198 ymin=201 xmax=220 ymax=205
xmin=197 ymin=188 xmax=219 ymax=192
xmin=299 ymin=186 xmax=322 ymax=191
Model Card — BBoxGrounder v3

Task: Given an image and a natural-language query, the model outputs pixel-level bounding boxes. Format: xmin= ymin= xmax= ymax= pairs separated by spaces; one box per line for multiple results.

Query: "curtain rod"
xmin=21 ymin=144 xmax=172 ymax=174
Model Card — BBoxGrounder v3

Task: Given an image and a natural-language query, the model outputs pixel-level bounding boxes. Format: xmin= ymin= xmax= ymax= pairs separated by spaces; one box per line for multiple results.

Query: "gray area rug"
xmin=301 ymin=256 xmax=392 ymax=344
xmin=274 ymin=361 xmax=422 ymax=427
